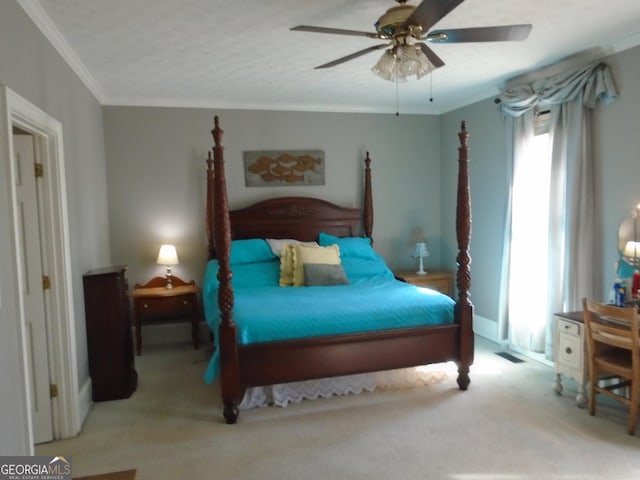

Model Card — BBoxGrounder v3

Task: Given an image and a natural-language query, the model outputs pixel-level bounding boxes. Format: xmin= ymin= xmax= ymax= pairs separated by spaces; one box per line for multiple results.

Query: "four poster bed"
xmin=203 ymin=116 xmax=473 ymax=424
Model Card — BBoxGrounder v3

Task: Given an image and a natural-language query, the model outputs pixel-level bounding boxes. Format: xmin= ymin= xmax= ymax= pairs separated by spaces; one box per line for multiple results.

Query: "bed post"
xmin=210 ymin=116 xmax=242 ymax=423
xmin=455 ymin=121 xmax=474 ymax=390
xmin=206 ymin=152 xmax=215 ymax=260
xmin=363 ymin=152 xmax=373 ymax=240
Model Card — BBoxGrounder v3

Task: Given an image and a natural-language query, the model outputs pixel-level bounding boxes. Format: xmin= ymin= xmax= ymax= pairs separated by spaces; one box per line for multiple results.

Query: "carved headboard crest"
xmin=266 ymin=204 xmax=317 ymax=219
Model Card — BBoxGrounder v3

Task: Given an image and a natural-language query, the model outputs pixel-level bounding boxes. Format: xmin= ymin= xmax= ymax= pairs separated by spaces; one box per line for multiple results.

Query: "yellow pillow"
xmin=279 ymin=243 xmax=296 ymax=286
xmin=292 ymin=244 xmax=341 ymax=287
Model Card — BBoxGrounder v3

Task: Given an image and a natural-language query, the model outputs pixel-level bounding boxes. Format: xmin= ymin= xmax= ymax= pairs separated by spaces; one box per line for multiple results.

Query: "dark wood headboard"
xmin=228 ymin=197 xmax=363 ymax=243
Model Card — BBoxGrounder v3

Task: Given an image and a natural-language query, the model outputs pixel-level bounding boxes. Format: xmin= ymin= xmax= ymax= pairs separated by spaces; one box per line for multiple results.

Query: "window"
xmin=508 ymin=112 xmax=552 ymax=353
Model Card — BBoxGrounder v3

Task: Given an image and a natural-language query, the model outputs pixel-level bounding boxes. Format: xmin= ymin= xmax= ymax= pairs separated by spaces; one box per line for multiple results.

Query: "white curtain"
xmin=503 ymin=111 xmax=536 ymax=348
xmin=499 ymin=62 xmax=617 ymax=356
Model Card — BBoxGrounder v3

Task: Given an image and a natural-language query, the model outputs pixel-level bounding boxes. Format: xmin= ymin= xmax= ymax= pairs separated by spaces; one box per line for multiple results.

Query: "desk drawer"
xmin=557 ymin=319 xmax=580 ymax=336
xmin=558 ymin=332 xmax=581 ymax=369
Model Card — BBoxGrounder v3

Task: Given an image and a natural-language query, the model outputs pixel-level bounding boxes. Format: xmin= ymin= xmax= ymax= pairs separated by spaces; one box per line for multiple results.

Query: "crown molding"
xmin=16 ymin=0 xmax=107 ymax=104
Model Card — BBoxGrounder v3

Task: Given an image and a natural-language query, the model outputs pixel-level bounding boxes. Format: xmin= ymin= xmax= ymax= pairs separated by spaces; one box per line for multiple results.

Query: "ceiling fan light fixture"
xmin=371 ymin=45 xmax=434 ymax=83
xmin=371 ymin=50 xmax=399 ymax=82
xmin=399 ymin=44 xmax=434 ymax=79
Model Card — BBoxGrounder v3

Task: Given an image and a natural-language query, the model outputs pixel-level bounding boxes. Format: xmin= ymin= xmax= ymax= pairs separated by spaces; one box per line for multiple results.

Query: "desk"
xmin=552 ymin=311 xmax=587 ymax=406
xmin=130 ymin=276 xmax=200 ymax=355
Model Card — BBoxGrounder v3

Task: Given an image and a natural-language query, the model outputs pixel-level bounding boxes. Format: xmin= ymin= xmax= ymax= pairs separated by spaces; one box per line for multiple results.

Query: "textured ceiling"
xmin=18 ymin=0 xmax=640 ymax=114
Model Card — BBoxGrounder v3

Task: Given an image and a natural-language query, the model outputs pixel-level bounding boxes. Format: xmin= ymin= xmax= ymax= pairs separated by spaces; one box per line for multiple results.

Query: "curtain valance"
xmin=499 ymin=62 xmax=618 ymax=117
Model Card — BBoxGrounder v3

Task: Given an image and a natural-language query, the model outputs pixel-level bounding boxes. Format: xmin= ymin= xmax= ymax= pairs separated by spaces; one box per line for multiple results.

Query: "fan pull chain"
xmin=390 ymin=56 xmax=400 ymax=116
xmin=429 ymin=73 xmax=434 ymax=103
xmin=395 ymin=75 xmax=399 ymax=116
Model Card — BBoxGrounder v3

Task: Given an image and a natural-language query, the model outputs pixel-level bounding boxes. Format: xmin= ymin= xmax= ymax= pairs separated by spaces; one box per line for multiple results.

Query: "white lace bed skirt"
xmin=239 ymin=364 xmax=453 ymax=410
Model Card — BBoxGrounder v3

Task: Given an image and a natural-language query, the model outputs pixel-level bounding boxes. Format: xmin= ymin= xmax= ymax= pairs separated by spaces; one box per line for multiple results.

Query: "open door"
xmin=13 ymin=132 xmax=54 ymax=444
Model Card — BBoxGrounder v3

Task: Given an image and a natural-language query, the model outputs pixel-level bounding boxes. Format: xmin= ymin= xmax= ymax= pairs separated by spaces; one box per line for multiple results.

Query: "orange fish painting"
xmin=244 ymin=150 xmax=325 ymax=186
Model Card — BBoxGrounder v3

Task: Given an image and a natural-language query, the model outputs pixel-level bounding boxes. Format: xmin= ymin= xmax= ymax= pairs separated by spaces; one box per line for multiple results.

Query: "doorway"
xmin=0 ymin=86 xmax=81 ymax=452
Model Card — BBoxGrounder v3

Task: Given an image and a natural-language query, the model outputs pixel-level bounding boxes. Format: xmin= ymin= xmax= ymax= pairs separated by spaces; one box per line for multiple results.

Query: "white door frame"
xmin=0 ymin=85 xmax=80 ymax=452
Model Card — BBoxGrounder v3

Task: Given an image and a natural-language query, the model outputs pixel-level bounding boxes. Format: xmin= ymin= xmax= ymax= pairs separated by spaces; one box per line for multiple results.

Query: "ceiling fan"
xmin=291 ymin=0 xmax=532 ymax=80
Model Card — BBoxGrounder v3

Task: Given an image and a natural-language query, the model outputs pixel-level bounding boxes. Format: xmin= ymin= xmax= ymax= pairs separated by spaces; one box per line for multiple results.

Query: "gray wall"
xmin=0 ymin=1 xmax=110 ymax=454
xmin=103 ymin=107 xmax=444 ymax=289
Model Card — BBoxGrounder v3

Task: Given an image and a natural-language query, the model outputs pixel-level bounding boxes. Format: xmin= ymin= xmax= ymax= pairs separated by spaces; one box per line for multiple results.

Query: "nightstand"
xmin=130 ymin=276 xmax=200 ymax=355
xmin=393 ymin=270 xmax=454 ymax=297
xmin=552 ymin=311 xmax=587 ymax=407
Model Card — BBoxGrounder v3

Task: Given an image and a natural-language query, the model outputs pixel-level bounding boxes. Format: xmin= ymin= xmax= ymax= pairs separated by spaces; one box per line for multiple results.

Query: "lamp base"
xmin=165 ymin=268 xmax=174 ymax=289
xmin=416 ymin=257 xmax=427 ymax=275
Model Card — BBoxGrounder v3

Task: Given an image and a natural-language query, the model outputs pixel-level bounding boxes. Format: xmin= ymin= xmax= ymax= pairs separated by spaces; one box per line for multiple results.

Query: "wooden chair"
xmin=582 ymin=298 xmax=640 ymax=435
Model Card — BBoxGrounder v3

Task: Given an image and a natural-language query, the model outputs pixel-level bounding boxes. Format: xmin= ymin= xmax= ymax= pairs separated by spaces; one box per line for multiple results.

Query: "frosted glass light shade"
xmin=157 ymin=244 xmax=179 ymax=265
xmin=371 ymin=45 xmax=434 ymax=83
xmin=372 ymin=51 xmax=399 ymax=82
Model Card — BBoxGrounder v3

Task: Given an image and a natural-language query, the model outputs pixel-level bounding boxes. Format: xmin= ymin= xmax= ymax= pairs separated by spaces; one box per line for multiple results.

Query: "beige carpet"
xmin=37 ymin=337 xmax=640 ymax=479
xmin=74 ymin=470 xmax=136 ymax=480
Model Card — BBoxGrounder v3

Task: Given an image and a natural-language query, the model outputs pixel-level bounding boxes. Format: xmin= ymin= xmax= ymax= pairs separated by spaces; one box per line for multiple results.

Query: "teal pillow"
xmin=230 ymin=239 xmax=275 ymax=265
xmin=318 ymin=232 xmax=376 ymax=259
xmin=341 ymin=256 xmax=394 ymax=282
xmin=204 ymin=258 xmax=280 ymax=288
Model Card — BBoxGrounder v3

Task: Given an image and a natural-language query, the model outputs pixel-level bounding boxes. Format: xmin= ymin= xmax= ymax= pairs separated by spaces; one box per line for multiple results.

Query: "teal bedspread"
xmin=202 ymin=256 xmax=455 ymax=383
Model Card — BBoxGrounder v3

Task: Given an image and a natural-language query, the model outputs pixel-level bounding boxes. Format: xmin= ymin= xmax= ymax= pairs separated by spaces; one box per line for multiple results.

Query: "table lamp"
xmin=413 ymin=241 xmax=430 ymax=275
xmin=157 ymin=244 xmax=179 ymax=289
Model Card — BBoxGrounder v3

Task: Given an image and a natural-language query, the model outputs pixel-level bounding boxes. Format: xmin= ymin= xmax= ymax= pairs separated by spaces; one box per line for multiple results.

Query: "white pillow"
xmin=267 ymin=238 xmax=318 ymax=257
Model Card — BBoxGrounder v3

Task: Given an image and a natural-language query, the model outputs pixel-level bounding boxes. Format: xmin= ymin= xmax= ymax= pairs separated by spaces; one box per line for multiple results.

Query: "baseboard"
xmin=473 ymin=314 xmax=502 ymax=344
xmin=78 ymin=377 xmax=92 ymax=429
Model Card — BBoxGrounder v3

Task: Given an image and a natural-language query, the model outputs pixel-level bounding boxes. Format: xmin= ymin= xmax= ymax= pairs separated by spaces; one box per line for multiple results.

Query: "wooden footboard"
xmin=238 ymin=326 xmax=461 ymax=387
xmin=206 ymin=117 xmax=473 ymax=423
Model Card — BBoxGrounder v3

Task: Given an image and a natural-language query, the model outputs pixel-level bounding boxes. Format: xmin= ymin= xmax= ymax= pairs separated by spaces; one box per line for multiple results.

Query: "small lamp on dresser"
xmin=157 ymin=244 xmax=179 ymax=289
xmin=413 ymin=241 xmax=430 ymax=276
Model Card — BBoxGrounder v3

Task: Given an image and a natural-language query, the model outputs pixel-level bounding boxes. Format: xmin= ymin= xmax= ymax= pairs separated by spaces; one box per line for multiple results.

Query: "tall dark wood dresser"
xmin=83 ymin=265 xmax=137 ymax=401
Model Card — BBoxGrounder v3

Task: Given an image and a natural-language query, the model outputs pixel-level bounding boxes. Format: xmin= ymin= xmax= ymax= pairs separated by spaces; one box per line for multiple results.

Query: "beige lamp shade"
xmin=157 ymin=244 xmax=179 ymax=266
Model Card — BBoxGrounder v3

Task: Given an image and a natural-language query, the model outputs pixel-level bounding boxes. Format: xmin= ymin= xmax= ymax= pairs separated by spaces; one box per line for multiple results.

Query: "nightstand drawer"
xmin=137 ymin=295 xmax=193 ymax=318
